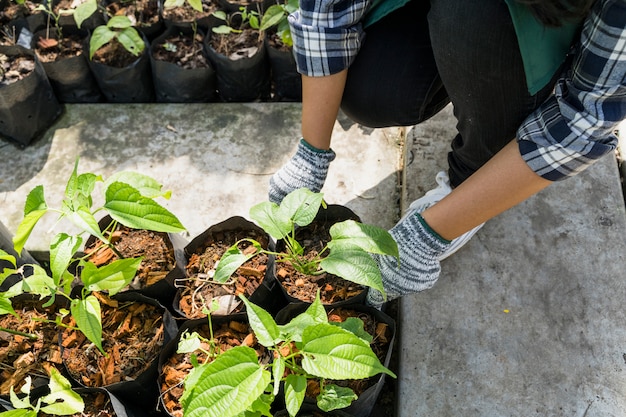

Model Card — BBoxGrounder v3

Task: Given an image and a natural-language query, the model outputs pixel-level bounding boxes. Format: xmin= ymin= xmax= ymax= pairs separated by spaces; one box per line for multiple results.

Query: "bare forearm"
xmin=301 ymin=70 xmax=348 ymax=150
xmin=421 ymin=140 xmax=552 ymax=241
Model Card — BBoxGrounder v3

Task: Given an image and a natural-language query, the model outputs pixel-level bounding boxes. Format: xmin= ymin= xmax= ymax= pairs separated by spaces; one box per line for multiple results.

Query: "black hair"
xmin=516 ymin=0 xmax=596 ymax=27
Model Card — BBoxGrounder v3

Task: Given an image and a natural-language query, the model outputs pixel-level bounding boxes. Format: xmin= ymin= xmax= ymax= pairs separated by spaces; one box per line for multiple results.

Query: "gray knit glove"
xmin=269 ymin=138 xmax=336 ymax=204
xmin=367 ymin=212 xmax=451 ymax=308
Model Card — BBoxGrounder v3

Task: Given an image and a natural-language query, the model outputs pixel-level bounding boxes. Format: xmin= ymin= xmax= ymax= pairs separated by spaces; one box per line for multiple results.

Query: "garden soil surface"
xmin=161 ymin=0 xmax=219 ymax=25
xmin=91 ymin=39 xmax=142 ymax=67
xmin=84 ymin=226 xmax=177 ymax=292
xmin=61 ymin=293 xmax=166 ymax=387
xmin=152 ymin=33 xmax=209 ymax=69
xmin=0 ymin=53 xmax=35 ymax=86
xmin=105 ymin=0 xmax=161 ymax=28
xmin=210 ymin=28 xmax=261 ymax=60
xmin=34 ymin=33 xmax=84 ymax=63
xmin=177 ymin=228 xmax=269 ymax=318
xmin=0 ymin=297 xmax=65 ymax=396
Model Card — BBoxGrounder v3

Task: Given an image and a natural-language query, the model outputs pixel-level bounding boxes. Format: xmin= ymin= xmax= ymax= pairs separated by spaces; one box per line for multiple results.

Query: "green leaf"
xmin=214 ymin=240 xmax=262 ymax=283
xmin=104 ymin=182 xmax=185 ymax=233
xmin=244 ymin=393 xmax=273 ymax=417
xmin=20 ymin=266 xmax=56 ymax=298
xmin=107 ymin=15 xmax=133 ymax=29
xmin=330 ymin=317 xmax=372 ymax=344
xmin=71 ymin=296 xmax=103 ymax=353
xmin=66 ymin=206 xmax=106 ymax=242
xmin=73 ymin=0 xmax=97 ymax=28
xmin=271 ymin=356 xmax=284 ymax=396
xmin=316 ymin=384 xmax=357 ymax=412
xmin=0 ymin=293 xmax=17 ymax=317
xmin=0 ymin=249 xmax=16 ymax=268
xmin=13 ymin=185 xmax=48 ymax=255
xmin=284 ymin=374 xmax=306 ymax=417
xmin=328 ymin=220 xmax=399 ymax=258
xmin=181 ymin=346 xmax=270 ymax=417
xmin=176 ymin=330 xmax=204 ymax=354
xmin=300 ymin=324 xmax=395 ymax=380
xmin=212 ymin=25 xmax=233 ymax=34
xmin=0 ymin=410 xmax=36 ymax=417
xmin=117 ymin=27 xmax=145 ymax=57
xmin=320 ymin=247 xmax=385 ymax=296
xmin=49 ymin=233 xmax=82 ymax=288
xmin=10 ymin=383 xmax=31 ymax=408
xmin=89 ymin=26 xmax=117 ymax=59
xmin=80 ymin=257 xmax=142 ymax=295
xmin=40 ymin=368 xmax=85 ymax=415
xmin=188 ymin=0 xmax=203 ymax=12
xmin=278 ymin=292 xmax=327 ymax=342
xmin=278 ymin=188 xmax=323 ymax=228
xmin=72 ymin=173 xmax=100 ymax=209
xmin=239 ymin=296 xmax=280 ymax=347
xmin=105 ymin=172 xmax=171 ymax=199
xmin=248 ymin=202 xmax=291 ymax=240
xmin=260 ymin=5 xmax=285 ymax=31
xmin=163 ymin=0 xmax=184 ymax=8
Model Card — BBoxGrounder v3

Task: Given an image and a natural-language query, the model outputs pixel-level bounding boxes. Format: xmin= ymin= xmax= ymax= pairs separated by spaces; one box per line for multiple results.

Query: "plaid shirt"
xmin=289 ymin=0 xmax=626 ymax=181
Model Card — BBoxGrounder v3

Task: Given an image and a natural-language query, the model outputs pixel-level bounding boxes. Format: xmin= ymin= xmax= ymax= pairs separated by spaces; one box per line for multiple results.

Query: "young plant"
xmin=0 ymin=368 xmax=84 ymax=417
xmin=179 ymin=292 xmax=396 ymax=417
xmin=259 ymin=0 xmax=298 ymax=47
xmin=216 ymin=187 xmax=399 ymax=300
xmin=89 ymin=15 xmax=145 ymax=59
xmin=6 ymin=159 xmax=185 ymax=353
xmin=33 ymin=0 xmax=67 ymax=43
xmin=211 ymin=6 xmax=260 ymax=34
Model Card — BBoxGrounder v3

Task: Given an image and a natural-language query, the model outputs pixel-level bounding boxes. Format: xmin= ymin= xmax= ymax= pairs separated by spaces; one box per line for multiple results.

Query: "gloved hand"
xmin=367 ymin=212 xmax=451 ymax=309
xmin=269 ymin=138 xmax=336 ymax=204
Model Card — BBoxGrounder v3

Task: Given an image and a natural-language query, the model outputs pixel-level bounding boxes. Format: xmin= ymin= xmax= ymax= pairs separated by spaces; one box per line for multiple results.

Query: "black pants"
xmin=341 ymin=0 xmax=558 ymax=186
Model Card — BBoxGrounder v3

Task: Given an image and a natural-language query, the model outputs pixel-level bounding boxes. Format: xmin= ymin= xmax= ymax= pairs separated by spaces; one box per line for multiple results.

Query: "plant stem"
xmin=0 ymin=326 xmax=38 ymax=340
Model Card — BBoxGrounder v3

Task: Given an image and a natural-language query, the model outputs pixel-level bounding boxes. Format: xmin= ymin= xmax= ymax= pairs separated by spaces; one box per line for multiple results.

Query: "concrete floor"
xmin=1 ymin=103 xmax=625 ymax=416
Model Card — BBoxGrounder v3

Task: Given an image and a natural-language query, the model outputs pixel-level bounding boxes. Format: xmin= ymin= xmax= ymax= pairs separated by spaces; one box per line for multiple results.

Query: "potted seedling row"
xmin=0 ymin=160 xmax=187 ymax=410
xmin=215 ymin=188 xmax=399 ymax=307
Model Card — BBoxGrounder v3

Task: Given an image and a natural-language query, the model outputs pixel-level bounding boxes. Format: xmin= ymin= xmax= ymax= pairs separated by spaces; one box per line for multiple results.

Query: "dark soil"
xmin=159 ymin=319 xmax=270 ymax=417
xmin=266 ymin=31 xmax=290 ymax=52
xmin=52 ymin=0 xmax=90 ymax=17
xmin=0 ymin=53 xmax=35 ymax=86
xmin=105 ymin=0 xmax=161 ymax=28
xmin=61 ymin=293 xmax=166 ymax=387
xmin=0 ymin=0 xmax=43 ymax=24
xmin=84 ymin=225 xmax=177 ymax=292
xmin=210 ymin=28 xmax=261 ymax=59
xmin=152 ymin=32 xmax=210 ymax=69
xmin=177 ymin=228 xmax=269 ymax=318
xmin=91 ymin=38 xmax=142 ymax=67
xmin=34 ymin=32 xmax=85 ymax=63
xmin=161 ymin=0 xmax=219 ymax=25
xmin=276 ymin=220 xmax=365 ymax=304
xmin=0 ymin=297 xmax=65 ymax=396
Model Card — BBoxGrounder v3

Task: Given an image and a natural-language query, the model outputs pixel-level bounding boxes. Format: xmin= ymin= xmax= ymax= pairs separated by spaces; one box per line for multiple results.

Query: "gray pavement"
xmin=1 ymin=103 xmax=625 ymax=416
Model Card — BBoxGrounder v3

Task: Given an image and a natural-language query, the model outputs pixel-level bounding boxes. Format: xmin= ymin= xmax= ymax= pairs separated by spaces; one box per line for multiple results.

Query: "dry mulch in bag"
xmin=61 ymin=292 xmax=167 ymax=387
xmin=84 ymin=226 xmax=177 ymax=292
xmin=0 ymin=297 xmax=65 ymax=396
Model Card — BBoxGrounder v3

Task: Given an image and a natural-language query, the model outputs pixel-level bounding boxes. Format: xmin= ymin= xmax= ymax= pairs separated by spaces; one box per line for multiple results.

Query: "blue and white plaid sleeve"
xmin=288 ymin=0 xmax=370 ymax=76
xmin=517 ymin=0 xmax=626 ymax=181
